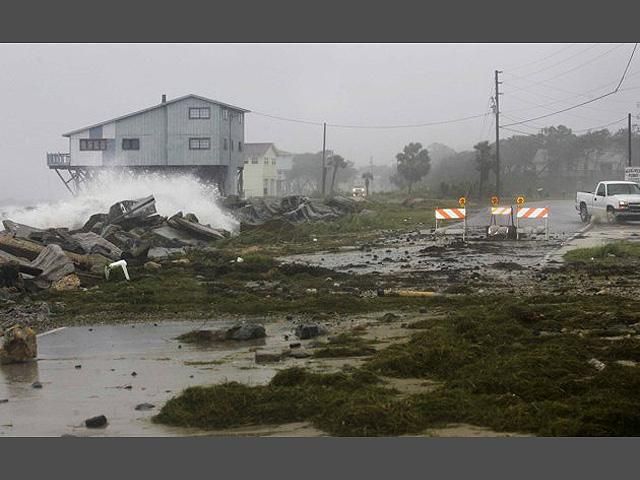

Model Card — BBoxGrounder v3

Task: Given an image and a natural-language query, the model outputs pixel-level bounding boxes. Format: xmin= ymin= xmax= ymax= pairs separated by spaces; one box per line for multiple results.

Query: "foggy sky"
xmin=1 ymin=43 xmax=639 ymax=203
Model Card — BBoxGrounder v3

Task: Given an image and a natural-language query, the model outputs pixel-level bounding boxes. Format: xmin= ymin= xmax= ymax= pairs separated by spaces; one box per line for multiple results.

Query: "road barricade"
xmin=516 ymin=206 xmax=549 ymax=240
xmin=434 ymin=207 xmax=467 ymax=240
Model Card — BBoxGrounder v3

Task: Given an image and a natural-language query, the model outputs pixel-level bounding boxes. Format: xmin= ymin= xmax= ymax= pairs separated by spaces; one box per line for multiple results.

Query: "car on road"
xmin=576 ymin=181 xmax=640 ymax=223
xmin=352 ymin=186 xmax=366 ymax=197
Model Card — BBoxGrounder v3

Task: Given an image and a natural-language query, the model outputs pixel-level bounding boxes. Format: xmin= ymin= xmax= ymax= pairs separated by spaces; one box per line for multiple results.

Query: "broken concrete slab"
xmin=1 ymin=220 xmax=44 ymax=240
xmin=147 ymin=247 xmax=186 ymax=260
xmin=107 ymin=195 xmax=157 ymax=225
xmin=168 ymin=212 xmax=227 ymax=241
xmin=71 ymin=232 xmax=122 ymax=260
xmin=30 ymin=244 xmax=75 ymax=289
xmin=149 ymin=225 xmax=201 ymax=248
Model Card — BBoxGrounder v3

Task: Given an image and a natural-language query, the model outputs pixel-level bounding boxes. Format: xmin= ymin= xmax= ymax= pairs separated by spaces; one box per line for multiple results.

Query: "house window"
xmin=231 ymin=140 xmax=234 ymax=151
xmin=263 ymin=179 xmax=268 ymax=196
xmin=238 ymin=141 xmax=243 ymax=152
xmin=264 ymin=158 xmax=269 ymax=165
xmin=189 ymin=138 xmax=211 ymax=150
xmin=223 ymin=138 xmax=228 ymax=150
xmin=251 ymin=157 xmax=258 ymax=164
xmin=122 ymin=138 xmax=140 ymax=150
xmin=238 ymin=114 xmax=243 ymax=124
xmin=80 ymin=139 xmax=108 ymax=151
xmin=244 ymin=159 xmax=249 ymax=164
xmin=189 ymin=107 xmax=210 ymax=119
xmin=272 ymin=158 xmax=277 ymax=165
xmin=222 ymin=109 xmax=229 ymax=121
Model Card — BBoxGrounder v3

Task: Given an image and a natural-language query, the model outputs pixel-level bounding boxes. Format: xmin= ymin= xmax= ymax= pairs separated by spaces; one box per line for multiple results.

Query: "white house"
xmin=242 ymin=143 xmax=279 ymax=198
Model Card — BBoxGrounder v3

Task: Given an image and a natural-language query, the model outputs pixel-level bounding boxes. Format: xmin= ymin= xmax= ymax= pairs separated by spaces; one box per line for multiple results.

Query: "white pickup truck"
xmin=576 ymin=181 xmax=640 ymax=223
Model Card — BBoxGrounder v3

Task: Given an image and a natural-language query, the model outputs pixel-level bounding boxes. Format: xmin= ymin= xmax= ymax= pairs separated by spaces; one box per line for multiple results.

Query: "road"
xmin=0 ymin=320 xmax=290 ymax=436
xmin=462 ymin=199 xmax=584 ymax=238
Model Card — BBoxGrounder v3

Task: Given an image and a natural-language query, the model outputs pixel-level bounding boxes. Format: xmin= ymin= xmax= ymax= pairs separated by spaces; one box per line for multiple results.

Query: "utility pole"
xmin=629 ymin=113 xmax=633 ymax=167
xmin=321 ymin=122 xmax=327 ymax=196
xmin=494 ymin=70 xmax=503 ymax=197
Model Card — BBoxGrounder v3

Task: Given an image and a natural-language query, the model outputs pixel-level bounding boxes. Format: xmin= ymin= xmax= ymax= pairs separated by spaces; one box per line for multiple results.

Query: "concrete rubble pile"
xmin=224 ymin=194 xmax=363 ymax=229
xmin=0 ymin=195 xmax=230 ymax=293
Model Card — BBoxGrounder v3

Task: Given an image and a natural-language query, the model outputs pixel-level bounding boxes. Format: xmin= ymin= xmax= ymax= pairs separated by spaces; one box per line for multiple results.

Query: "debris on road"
xmin=135 ymin=403 xmax=155 ymax=411
xmin=227 ymin=195 xmax=362 ymax=229
xmin=85 ymin=415 xmax=108 ymax=428
xmin=0 ymin=324 xmax=38 ymax=364
xmin=294 ymin=323 xmax=329 ymax=340
xmin=177 ymin=323 xmax=267 ymax=344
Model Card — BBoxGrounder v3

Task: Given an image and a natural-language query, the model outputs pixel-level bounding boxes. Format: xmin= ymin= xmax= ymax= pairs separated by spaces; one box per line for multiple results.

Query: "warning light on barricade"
xmin=458 ymin=196 xmax=466 ymax=207
xmin=516 ymin=196 xmax=525 ymax=206
xmin=490 ymin=196 xmax=499 ymax=206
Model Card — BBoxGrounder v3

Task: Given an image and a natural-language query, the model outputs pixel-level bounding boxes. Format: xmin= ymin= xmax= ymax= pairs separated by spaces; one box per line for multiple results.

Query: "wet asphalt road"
xmin=458 ymin=199 xmax=583 ymax=237
xmin=0 ymin=321 xmax=293 ymax=437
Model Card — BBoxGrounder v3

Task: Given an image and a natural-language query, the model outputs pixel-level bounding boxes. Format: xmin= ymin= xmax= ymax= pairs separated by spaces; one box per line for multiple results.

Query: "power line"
xmin=251 ymin=110 xmax=492 ymax=130
xmin=506 ymin=44 xmax=624 ymax=86
xmin=251 ymin=111 xmax=324 ymax=126
xmin=505 ymin=44 xmax=577 ymax=72
xmin=501 ymin=43 xmax=638 ymax=128
xmin=501 ymin=126 xmax=539 ymax=136
xmin=327 ymin=112 xmax=491 ymax=129
xmin=571 ymin=116 xmax=628 ymax=133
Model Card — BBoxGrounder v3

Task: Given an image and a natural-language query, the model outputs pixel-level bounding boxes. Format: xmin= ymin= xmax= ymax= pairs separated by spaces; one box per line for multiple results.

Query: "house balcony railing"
xmin=47 ymin=152 xmax=71 ymax=168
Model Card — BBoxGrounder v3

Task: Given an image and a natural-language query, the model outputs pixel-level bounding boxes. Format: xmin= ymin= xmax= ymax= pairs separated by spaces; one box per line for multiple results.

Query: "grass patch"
xmin=564 ymin=241 xmax=640 ymax=264
xmin=312 ymin=333 xmax=378 ymax=358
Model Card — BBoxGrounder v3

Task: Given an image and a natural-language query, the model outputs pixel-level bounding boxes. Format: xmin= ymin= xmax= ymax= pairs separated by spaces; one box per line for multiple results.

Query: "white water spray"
xmin=0 ymin=171 xmax=239 ymax=232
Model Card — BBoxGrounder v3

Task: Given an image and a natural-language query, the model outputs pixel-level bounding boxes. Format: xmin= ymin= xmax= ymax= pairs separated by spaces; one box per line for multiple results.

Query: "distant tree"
xmin=328 ymin=155 xmax=348 ymax=194
xmin=394 ymin=142 xmax=431 ymax=194
xmin=474 ymin=141 xmax=493 ymax=199
xmin=362 ymin=171 xmax=374 ymax=196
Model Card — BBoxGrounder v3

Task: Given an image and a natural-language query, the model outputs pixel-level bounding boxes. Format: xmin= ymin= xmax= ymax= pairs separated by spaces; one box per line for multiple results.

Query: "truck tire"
xmin=606 ymin=207 xmax=617 ymax=224
xmin=579 ymin=203 xmax=591 ymax=223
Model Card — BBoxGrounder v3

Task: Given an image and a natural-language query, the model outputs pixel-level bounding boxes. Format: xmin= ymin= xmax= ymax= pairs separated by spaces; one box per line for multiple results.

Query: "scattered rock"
xmin=289 ymin=342 xmax=301 ymax=349
xmin=75 ymin=365 xmax=82 ymax=369
xmin=289 ymin=349 xmax=311 ymax=359
xmin=295 ymin=323 xmax=329 ymax=340
xmin=85 ymin=415 xmax=108 ymax=428
xmin=588 ymin=358 xmax=606 ymax=371
xmin=226 ymin=323 xmax=266 ymax=341
xmin=131 ymin=371 xmax=137 ymax=377
xmin=51 ymin=273 xmax=81 ymax=292
xmin=0 ymin=399 xmax=8 ymax=404
xmin=134 ymin=403 xmax=156 ymax=411
xmin=144 ymin=261 xmax=162 ymax=272
xmin=0 ymin=325 xmax=38 ymax=364
xmin=381 ymin=312 xmax=399 ymax=323
xmin=419 ymin=307 xmax=428 ymax=314
xmin=31 ymin=381 xmax=42 ymax=389
xmin=255 ymin=350 xmax=282 ymax=363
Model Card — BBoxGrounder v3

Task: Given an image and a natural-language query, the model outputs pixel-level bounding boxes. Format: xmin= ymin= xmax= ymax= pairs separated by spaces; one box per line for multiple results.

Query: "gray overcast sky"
xmin=1 ymin=43 xmax=639 ymax=203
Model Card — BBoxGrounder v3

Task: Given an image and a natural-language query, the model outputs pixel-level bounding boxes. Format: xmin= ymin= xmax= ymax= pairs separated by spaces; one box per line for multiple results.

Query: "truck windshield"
xmin=607 ymin=183 xmax=640 ymax=195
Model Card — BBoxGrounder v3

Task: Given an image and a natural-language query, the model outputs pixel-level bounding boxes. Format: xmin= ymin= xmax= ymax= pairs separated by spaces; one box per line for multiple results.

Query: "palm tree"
xmin=328 ymin=155 xmax=347 ymax=194
xmin=362 ymin=171 xmax=374 ymax=196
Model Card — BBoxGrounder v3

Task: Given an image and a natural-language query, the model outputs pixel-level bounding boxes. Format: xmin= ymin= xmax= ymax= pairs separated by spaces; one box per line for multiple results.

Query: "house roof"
xmin=243 ymin=143 xmax=277 ymax=157
xmin=63 ymin=94 xmax=251 ymax=137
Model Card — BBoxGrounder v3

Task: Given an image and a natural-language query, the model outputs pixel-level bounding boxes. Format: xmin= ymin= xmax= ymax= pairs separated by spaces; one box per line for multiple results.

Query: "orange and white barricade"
xmin=516 ymin=206 xmax=549 ymax=240
xmin=434 ymin=207 xmax=467 ymax=240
